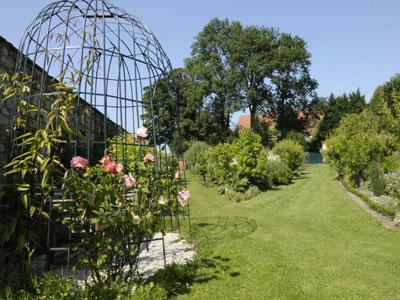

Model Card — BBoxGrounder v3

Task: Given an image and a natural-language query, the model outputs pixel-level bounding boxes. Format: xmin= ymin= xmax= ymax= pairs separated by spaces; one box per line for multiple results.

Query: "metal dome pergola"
xmin=14 ymin=0 xmax=189 ymax=274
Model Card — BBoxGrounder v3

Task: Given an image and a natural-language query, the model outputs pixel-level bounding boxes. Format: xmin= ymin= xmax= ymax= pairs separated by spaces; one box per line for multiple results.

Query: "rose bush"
xmin=62 ymin=128 xmax=189 ymax=285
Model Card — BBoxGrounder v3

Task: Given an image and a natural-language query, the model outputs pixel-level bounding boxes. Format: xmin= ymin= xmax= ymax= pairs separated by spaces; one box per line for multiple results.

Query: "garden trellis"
xmin=12 ymin=0 xmax=189 ymax=275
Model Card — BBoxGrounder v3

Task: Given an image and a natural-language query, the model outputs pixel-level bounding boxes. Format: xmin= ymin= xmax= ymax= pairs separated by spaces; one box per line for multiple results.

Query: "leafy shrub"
xmin=368 ymin=161 xmax=385 ymax=196
xmin=183 ymin=141 xmax=210 ymax=173
xmin=272 ymin=139 xmax=305 ymax=172
xmin=31 ymin=273 xmax=84 ymax=299
xmin=206 ymin=143 xmax=235 ymax=184
xmin=207 ymin=131 xmax=296 ymax=200
xmin=382 ymin=151 xmax=400 ymax=173
xmin=0 ymin=74 xmax=77 ymax=285
xmin=324 ymin=110 xmax=397 ymax=186
xmin=231 ymin=130 xmax=268 ymax=188
xmin=1 ymin=273 xmax=167 ymax=300
xmin=223 ymin=185 xmax=260 ymax=202
xmin=130 ymin=283 xmax=168 ymax=299
xmin=1 ymin=272 xmax=84 ymax=300
xmin=264 ymin=161 xmax=293 ymax=186
xmin=285 ymin=130 xmax=308 ymax=151
xmin=230 ymin=176 xmax=250 ymax=193
xmin=245 ymin=185 xmax=261 ymax=199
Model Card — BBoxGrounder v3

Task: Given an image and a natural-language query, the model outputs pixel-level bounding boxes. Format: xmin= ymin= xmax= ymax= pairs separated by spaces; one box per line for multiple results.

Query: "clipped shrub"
xmin=272 ymin=139 xmax=305 ymax=172
xmin=368 ymin=161 xmax=385 ymax=196
xmin=183 ymin=141 xmax=210 ymax=172
xmin=264 ymin=160 xmax=293 ymax=186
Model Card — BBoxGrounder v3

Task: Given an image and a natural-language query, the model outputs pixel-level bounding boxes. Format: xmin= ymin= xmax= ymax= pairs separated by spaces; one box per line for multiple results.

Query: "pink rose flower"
xmin=178 ymin=189 xmax=190 ymax=207
xmin=103 ymin=162 xmax=123 ymax=174
xmin=70 ymin=156 xmax=89 ymax=172
xmin=115 ymin=163 xmax=123 ymax=173
xmin=144 ymin=153 xmax=155 ymax=164
xmin=123 ymin=173 xmax=136 ymax=189
xmin=135 ymin=127 xmax=148 ymax=141
xmin=100 ymin=155 xmax=112 ymax=166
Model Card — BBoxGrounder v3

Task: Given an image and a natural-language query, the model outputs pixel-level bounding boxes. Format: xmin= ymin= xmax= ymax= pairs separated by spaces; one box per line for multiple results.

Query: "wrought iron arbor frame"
xmin=13 ymin=0 xmax=190 ymax=275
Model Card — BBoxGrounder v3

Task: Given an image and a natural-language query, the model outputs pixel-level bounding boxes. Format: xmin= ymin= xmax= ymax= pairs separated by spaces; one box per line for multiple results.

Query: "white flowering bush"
xmin=385 ymin=173 xmax=400 ymax=200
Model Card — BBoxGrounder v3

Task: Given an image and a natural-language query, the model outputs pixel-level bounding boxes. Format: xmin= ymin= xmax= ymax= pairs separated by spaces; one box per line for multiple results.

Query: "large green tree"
xmin=369 ymin=74 xmax=400 ymax=139
xmin=369 ymin=74 xmax=400 ymax=114
xmin=187 ymin=18 xmax=317 ymax=132
xmin=143 ymin=18 xmax=318 ymax=147
xmin=185 ymin=18 xmax=242 ymax=141
xmin=231 ymin=26 xmax=276 ymax=128
xmin=142 ymin=68 xmax=197 ymax=153
xmin=142 ymin=68 xmax=223 ymax=152
xmin=268 ymin=33 xmax=318 ymax=132
xmin=314 ymin=89 xmax=366 ymax=147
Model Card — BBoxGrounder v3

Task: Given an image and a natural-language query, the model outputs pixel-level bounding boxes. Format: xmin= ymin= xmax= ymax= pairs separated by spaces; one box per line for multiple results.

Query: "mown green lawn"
xmin=176 ymin=164 xmax=400 ymax=299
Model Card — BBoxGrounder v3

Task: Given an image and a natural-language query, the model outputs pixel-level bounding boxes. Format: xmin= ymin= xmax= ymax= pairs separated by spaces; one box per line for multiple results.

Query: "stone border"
xmin=341 ymin=182 xmax=398 ymax=230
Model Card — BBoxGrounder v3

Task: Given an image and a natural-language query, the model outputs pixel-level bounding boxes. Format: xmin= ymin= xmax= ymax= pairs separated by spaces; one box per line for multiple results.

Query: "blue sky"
xmin=1 ymin=0 xmax=399 ymax=104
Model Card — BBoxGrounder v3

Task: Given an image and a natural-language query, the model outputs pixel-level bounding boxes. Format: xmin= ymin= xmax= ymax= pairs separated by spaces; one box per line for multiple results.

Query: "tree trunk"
xmin=250 ymin=106 xmax=257 ymax=130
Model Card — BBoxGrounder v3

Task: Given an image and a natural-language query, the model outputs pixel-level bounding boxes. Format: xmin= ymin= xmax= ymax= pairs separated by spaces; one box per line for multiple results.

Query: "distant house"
xmin=237 ymin=112 xmax=323 ymax=137
xmin=237 ymin=114 xmax=274 ymax=130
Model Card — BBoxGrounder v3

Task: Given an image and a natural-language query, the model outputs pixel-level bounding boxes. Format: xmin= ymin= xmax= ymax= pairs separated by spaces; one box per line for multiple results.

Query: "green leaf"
xmin=30 ymin=206 xmax=36 ymax=217
xmin=4 ymin=168 xmax=23 ymax=176
xmin=16 ymin=184 xmax=30 ymax=192
xmin=22 ymin=194 xmax=28 ymax=209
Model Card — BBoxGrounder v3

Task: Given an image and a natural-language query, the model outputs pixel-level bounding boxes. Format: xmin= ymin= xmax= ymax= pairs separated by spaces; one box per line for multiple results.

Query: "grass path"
xmin=178 ymin=164 xmax=400 ymax=299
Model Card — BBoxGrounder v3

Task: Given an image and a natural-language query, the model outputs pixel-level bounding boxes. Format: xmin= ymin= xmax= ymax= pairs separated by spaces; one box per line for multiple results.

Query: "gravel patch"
xmin=31 ymin=232 xmax=196 ymax=284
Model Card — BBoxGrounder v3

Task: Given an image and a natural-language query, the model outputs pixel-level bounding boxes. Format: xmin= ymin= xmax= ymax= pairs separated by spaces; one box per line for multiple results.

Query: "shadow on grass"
xmin=147 ymin=255 xmax=235 ymax=298
xmin=190 ymin=216 xmax=257 ymax=244
xmin=144 ymin=216 xmax=255 ymax=297
xmin=294 ymin=172 xmax=310 ymax=181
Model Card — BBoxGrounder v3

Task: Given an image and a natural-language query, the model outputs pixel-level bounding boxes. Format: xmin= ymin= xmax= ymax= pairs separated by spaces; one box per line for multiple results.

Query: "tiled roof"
xmin=237 ymin=114 xmax=275 ymax=130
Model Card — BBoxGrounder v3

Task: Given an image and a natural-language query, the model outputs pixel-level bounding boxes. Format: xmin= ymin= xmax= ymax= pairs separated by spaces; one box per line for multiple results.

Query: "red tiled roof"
xmin=237 ymin=111 xmax=324 ymax=133
xmin=237 ymin=114 xmax=275 ymax=130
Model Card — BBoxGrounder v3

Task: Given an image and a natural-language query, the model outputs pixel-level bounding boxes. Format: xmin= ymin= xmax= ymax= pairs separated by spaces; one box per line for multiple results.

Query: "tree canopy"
xmin=143 ymin=18 xmax=318 ymax=149
xmin=313 ymin=89 xmax=366 ymax=147
xmin=369 ymin=74 xmax=400 ymax=114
